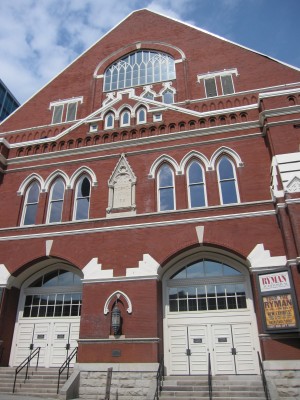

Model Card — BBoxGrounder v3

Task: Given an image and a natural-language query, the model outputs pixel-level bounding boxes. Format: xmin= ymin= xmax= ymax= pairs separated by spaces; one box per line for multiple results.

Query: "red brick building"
xmin=0 ymin=8 xmax=299 ymax=382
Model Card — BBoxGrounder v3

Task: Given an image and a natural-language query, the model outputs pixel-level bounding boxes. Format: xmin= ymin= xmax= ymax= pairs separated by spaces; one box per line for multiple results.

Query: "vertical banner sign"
xmin=258 ymin=270 xmax=299 ymax=333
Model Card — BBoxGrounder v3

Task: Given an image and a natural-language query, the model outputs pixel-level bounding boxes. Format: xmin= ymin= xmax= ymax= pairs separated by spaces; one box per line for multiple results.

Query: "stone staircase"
xmin=159 ymin=375 xmax=266 ymax=399
xmin=0 ymin=367 xmax=70 ymax=398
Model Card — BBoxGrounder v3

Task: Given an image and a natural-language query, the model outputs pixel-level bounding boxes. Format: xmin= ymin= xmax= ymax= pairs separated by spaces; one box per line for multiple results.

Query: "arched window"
xmin=218 ymin=157 xmax=239 ymax=204
xmin=47 ymin=178 xmax=65 ymax=223
xmin=120 ymin=110 xmax=130 ymax=127
xmin=187 ymin=161 xmax=206 ymax=208
xmin=137 ymin=107 xmax=147 ymax=124
xmin=22 ymin=181 xmax=40 ymax=225
xmin=162 ymin=89 xmax=174 ymax=104
xmin=143 ymin=92 xmax=154 ymax=100
xmin=74 ymin=175 xmax=91 ymax=220
xmin=158 ymin=164 xmax=175 ymax=211
xmin=23 ymin=269 xmax=82 ymax=318
xmin=105 ymin=112 xmax=114 ymax=129
xmin=104 ymin=50 xmax=176 ymax=91
xmin=168 ymin=259 xmax=247 ymax=312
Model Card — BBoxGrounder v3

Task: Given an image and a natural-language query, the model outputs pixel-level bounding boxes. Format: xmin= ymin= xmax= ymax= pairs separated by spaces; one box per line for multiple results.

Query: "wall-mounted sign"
xmin=262 ymin=294 xmax=297 ymax=329
xmin=257 ymin=270 xmax=299 ymax=333
xmin=259 ymin=271 xmax=290 ymax=292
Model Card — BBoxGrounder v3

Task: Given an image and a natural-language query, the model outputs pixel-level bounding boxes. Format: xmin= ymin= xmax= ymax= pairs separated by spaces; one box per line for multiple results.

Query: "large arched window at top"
xmin=47 ymin=178 xmax=65 ymax=223
xmin=217 ymin=156 xmax=239 ymax=204
xmin=74 ymin=175 xmax=91 ymax=220
xmin=22 ymin=181 xmax=40 ymax=225
xmin=187 ymin=161 xmax=206 ymax=208
xmin=158 ymin=164 xmax=175 ymax=211
xmin=168 ymin=259 xmax=247 ymax=312
xmin=104 ymin=50 xmax=176 ymax=91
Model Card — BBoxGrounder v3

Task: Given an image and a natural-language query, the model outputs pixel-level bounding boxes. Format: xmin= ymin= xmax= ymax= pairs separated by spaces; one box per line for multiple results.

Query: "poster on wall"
xmin=257 ymin=270 xmax=300 ymax=333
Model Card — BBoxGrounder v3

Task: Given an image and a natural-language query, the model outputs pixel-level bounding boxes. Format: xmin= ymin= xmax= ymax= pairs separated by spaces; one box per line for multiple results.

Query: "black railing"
xmin=258 ymin=352 xmax=271 ymax=400
xmin=13 ymin=346 xmax=41 ymax=393
xmin=57 ymin=347 xmax=78 ymax=394
xmin=153 ymin=358 xmax=164 ymax=400
xmin=208 ymin=352 xmax=212 ymax=400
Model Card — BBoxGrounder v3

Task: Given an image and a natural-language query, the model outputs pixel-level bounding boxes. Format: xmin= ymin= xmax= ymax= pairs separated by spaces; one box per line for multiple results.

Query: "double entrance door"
xmin=12 ymin=320 xmax=79 ymax=367
xmin=169 ymin=323 xmax=258 ymax=375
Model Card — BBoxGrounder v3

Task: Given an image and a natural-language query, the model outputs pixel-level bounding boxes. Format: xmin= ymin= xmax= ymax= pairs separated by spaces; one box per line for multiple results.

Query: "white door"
xmin=231 ymin=324 xmax=258 ymax=374
xmin=212 ymin=323 xmax=258 ymax=375
xmin=169 ymin=326 xmax=189 ymax=374
xmin=50 ymin=321 xmax=79 ymax=367
xmin=188 ymin=325 xmax=209 ymax=374
xmin=13 ymin=320 xmax=79 ymax=367
xmin=212 ymin=324 xmax=236 ymax=374
xmin=169 ymin=325 xmax=209 ymax=375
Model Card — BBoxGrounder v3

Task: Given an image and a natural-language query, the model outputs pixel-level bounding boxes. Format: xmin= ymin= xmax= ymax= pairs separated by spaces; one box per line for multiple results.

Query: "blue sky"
xmin=0 ymin=0 xmax=299 ymax=104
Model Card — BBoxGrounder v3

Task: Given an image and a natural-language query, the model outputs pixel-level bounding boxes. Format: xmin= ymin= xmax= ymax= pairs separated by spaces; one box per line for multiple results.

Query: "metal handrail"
xmin=57 ymin=347 xmax=78 ymax=394
xmin=153 ymin=358 xmax=164 ymax=400
xmin=208 ymin=352 xmax=212 ymax=400
xmin=13 ymin=346 xmax=41 ymax=393
xmin=258 ymin=352 xmax=271 ymax=400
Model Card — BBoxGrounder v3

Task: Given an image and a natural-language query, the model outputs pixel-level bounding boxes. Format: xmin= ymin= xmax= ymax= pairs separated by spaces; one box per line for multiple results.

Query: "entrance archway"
xmin=162 ymin=249 xmax=260 ymax=376
xmin=10 ymin=262 xmax=82 ymax=367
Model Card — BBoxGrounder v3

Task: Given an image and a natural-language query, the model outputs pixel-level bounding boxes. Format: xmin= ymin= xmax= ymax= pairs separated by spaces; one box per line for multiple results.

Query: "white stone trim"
xmin=0 ymin=207 xmax=276 ymax=242
xmin=17 ymin=173 xmax=44 ymax=196
xmin=180 ymin=150 xmax=210 ymax=172
xmin=43 ymin=170 xmax=70 ymax=192
xmin=126 ymin=254 xmax=160 ymax=278
xmin=49 ymin=96 xmax=83 ymax=109
xmin=0 ymin=264 xmax=10 ymax=287
xmin=82 ymin=258 xmax=113 ymax=281
xmin=209 ymin=146 xmax=244 ymax=170
xmin=69 ymin=166 xmax=97 ymax=189
xmin=103 ymin=290 xmax=132 ymax=314
xmin=247 ymin=244 xmax=287 ymax=271
xmin=148 ymin=154 xmax=180 ymax=178
xmin=197 ymin=68 xmax=238 ymax=81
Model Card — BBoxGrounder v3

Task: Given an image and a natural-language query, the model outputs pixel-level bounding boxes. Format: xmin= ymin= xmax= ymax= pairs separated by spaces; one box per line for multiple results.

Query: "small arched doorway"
xmin=162 ymin=249 xmax=260 ymax=376
xmin=10 ymin=263 xmax=82 ymax=367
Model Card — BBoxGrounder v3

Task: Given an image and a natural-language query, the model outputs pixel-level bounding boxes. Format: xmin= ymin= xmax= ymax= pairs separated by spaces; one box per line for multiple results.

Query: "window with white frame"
xmin=168 ymin=259 xmax=247 ymax=312
xmin=104 ymin=50 xmax=176 ymax=91
xmin=143 ymin=92 xmax=154 ymax=100
xmin=158 ymin=164 xmax=175 ymax=211
xmin=74 ymin=175 xmax=91 ymax=220
xmin=104 ymin=112 xmax=114 ymax=129
xmin=137 ymin=107 xmax=147 ymax=124
xmin=198 ymin=69 xmax=237 ymax=98
xmin=50 ymin=97 xmax=82 ymax=124
xmin=47 ymin=178 xmax=65 ymax=223
xmin=22 ymin=181 xmax=40 ymax=225
xmin=187 ymin=161 xmax=206 ymax=208
xmin=217 ymin=156 xmax=239 ymax=204
xmin=162 ymin=89 xmax=174 ymax=104
xmin=120 ymin=110 xmax=131 ymax=127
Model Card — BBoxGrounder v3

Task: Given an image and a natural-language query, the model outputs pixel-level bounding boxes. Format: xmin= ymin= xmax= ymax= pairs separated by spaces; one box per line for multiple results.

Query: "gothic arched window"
xmin=74 ymin=175 xmax=91 ymax=220
xmin=104 ymin=50 xmax=176 ymax=91
xmin=22 ymin=181 xmax=40 ymax=225
xmin=187 ymin=161 xmax=206 ymax=208
xmin=217 ymin=157 xmax=239 ymax=204
xmin=158 ymin=164 xmax=175 ymax=211
xmin=47 ymin=178 xmax=65 ymax=223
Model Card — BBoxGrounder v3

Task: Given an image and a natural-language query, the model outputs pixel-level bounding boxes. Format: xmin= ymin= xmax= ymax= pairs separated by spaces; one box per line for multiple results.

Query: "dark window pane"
xmin=219 ymin=158 xmax=234 ymax=180
xmin=205 ymin=78 xmax=217 ymax=97
xmin=160 ymin=188 xmax=174 ymax=211
xmin=24 ymin=204 xmax=38 ymax=225
xmin=163 ymin=90 xmax=174 ymax=104
xmin=39 ymin=306 xmax=46 ymax=317
xmin=198 ymin=298 xmax=207 ymax=310
xmin=221 ymin=75 xmax=234 ymax=95
xmin=27 ymin=183 xmax=40 ymax=202
xmin=43 ymin=271 xmax=59 ymax=287
xmin=188 ymin=299 xmax=197 ymax=311
xmin=217 ymin=297 xmax=227 ymax=309
xmin=237 ymin=296 xmax=247 ymax=308
xmin=179 ymin=300 xmax=188 ymax=311
xmin=189 ymin=162 xmax=203 ymax=184
xmin=227 ymin=297 xmax=237 ymax=309
xmin=31 ymin=307 xmax=38 ymax=317
xmin=76 ymin=198 xmax=90 ymax=219
xmin=190 ymin=185 xmax=205 ymax=207
xmin=66 ymin=102 xmax=77 ymax=121
xmin=52 ymin=105 xmax=63 ymax=124
xmin=49 ymin=201 xmax=63 ymax=223
xmin=169 ymin=300 xmax=178 ymax=312
xmin=23 ymin=307 xmax=31 ymax=317
xmin=208 ymin=297 xmax=217 ymax=310
xmin=221 ymin=181 xmax=238 ymax=204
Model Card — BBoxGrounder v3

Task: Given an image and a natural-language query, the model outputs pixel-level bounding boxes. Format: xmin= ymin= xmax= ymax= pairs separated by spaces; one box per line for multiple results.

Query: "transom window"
xmin=104 ymin=50 xmax=176 ymax=91
xmin=23 ymin=269 xmax=82 ymax=318
xmin=168 ymin=259 xmax=247 ymax=312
